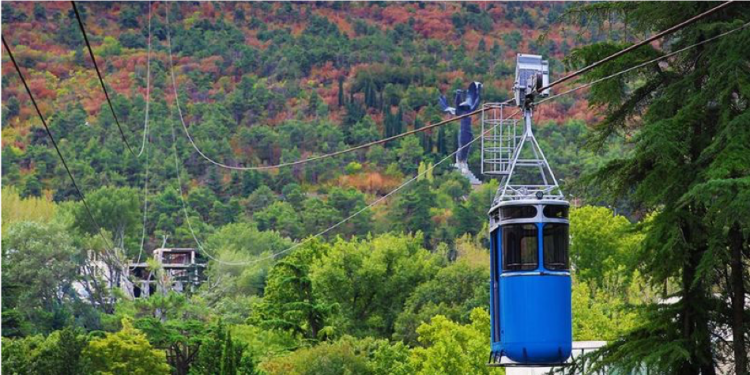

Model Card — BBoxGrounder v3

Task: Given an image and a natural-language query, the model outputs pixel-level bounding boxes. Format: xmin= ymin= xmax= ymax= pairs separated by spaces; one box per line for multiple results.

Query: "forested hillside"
xmin=3 ymin=2 xmax=747 ymax=374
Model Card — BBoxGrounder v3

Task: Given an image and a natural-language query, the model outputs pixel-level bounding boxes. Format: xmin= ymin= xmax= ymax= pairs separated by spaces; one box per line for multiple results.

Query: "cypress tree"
xmin=384 ymin=109 xmax=394 ymax=138
xmin=338 ymin=76 xmax=345 ymax=108
xmin=221 ymin=331 xmax=236 ymax=375
xmin=344 ymin=100 xmax=365 ymax=128
xmin=363 ymin=78 xmax=378 ymax=108
xmin=394 ymin=105 xmax=405 ymax=135
xmin=191 ymin=320 xmax=247 ymax=375
xmin=414 ymin=116 xmax=434 ymax=154
xmin=436 ymin=126 xmax=447 ymax=156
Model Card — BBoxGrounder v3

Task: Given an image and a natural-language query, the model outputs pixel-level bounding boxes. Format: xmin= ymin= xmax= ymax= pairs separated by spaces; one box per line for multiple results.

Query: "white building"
xmin=128 ymin=248 xmax=206 ymax=298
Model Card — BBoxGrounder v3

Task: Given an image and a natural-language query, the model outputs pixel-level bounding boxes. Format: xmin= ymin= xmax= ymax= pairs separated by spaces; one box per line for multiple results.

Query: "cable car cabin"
xmin=488 ymin=199 xmax=571 ymax=366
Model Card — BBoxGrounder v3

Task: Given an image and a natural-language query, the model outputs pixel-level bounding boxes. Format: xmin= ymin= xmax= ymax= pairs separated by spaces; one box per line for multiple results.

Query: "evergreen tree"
xmin=357 ymin=77 xmax=379 ymax=109
xmin=47 ymin=328 xmax=90 ymax=374
xmin=383 ymin=107 xmax=405 ymax=142
xmin=491 ymin=41 xmax=501 ymax=56
xmin=570 ymin=4 xmax=750 ymax=374
xmin=240 ymin=171 xmax=261 ymax=196
xmin=22 ymin=173 xmax=43 ymax=198
xmin=119 ymin=4 xmax=141 ymax=29
xmin=207 ymin=167 xmax=224 ymax=199
xmin=227 ymin=171 xmax=242 ymax=197
xmin=343 ymin=100 xmax=365 ymax=127
xmin=190 ymin=320 xmax=247 ymax=375
xmin=436 ymin=127 xmax=448 ymax=156
xmin=413 ymin=116 xmax=432 ymax=153
xmin=338 ymin=76 xmax=345 ymax=108
xmin=0 ymin=248 xmax=23 ymax=337
xmin=388 ymin=180 xmax=436 ymax=247
xmin=394 ymin=105 xmax=404 ymax=136
xmin=56 ymin=9 xmax=83 ymax=47
xmin=251 ymin=241 xmax=333 ymax=341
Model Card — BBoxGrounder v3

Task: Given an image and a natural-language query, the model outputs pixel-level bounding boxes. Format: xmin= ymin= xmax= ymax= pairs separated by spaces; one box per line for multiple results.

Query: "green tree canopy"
xmin=310 ymin=233 xmax=440 ymax=338
xmin=409 ymin=309 xmax=502 ymax=375
xmin=394 ymin=260 xmax=488 ymax=345
xmin=569 ymin=206 xmax=641 ymax=290
xmin=72 ymin=186 xmax=140 ymax=252
xmin=83 ymin=318 xmax=171 ymax=375
xmin=252 ymin=240 xmax=334 ymax=342
xmin=1 ymin=327 xmax=89 ymax=375
xmin=2 ymin=221 xmax=79 ymax=336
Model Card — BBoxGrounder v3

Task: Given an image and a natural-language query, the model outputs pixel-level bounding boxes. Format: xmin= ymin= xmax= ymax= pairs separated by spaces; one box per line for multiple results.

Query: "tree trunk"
xmin=729 ymin=224 xmax=747 ymax=375
xmin=680 ymin=233 xmax=700 ymax=375
xmin=680 ymin=222 xmax=716 ymax=375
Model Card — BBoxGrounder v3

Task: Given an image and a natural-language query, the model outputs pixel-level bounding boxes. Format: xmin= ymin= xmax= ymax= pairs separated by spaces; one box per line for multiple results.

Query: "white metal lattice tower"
xmin=481 ymin=54 xmax=564 ymax=205
xmin=481 ymin=104 xmax=519 ymax=176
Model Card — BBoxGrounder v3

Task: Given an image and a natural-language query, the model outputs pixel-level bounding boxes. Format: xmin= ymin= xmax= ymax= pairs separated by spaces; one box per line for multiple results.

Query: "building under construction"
xmin=128 ymin=248 xmax=206 ymax=298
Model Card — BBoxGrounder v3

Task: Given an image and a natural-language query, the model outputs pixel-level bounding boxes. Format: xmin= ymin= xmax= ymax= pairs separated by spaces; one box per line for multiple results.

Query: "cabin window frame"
xmin=502 ymin=223 xmax=539 ymax=271
xmin=543 ymin=223 xmax=569 ymax=270
xmin=500 ymin=205 xmax=538 ymax=220
xmin=543 ymin=205 xmax=569 ymax=219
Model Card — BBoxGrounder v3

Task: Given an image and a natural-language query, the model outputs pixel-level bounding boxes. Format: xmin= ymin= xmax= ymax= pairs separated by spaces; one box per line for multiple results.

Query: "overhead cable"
xmin=167 ymin=101 xmax=247 ymax=266
xmin=2 ymin=36 xmax=114 ymax=251
xmin=132 ymin=94 xmax=152 ymax=269
xmin=165 ymin=2 xmax=733 ymax=172
xmin=131 ymin=130 xmax=151 ymax=269
xmin=164 ymin=5 xmax=508 ymax=171
xmin=137 ymin=1 xmax=153 ymax=157
xmin=537 ymin=21 xmax=750 ymax=105
xmin=537 ymin=0 xmax=735 ymax=94
xmin=170 ymin=16 xmax=750 ymax=267
xmin=131 ymin=2 xmax=154 ymax=269
xmin=71 ymin=1 xmax=137 ymax=157
xmin=172 ymin=107 xmax=521 ymax=266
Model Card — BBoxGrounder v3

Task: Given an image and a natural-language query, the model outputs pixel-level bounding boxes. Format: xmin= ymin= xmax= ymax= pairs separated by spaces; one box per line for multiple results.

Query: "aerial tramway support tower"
xmin=484 ymin=54 xmax=572 ymax=367
xmin=482 ymin=54 xmax=562 ymax=203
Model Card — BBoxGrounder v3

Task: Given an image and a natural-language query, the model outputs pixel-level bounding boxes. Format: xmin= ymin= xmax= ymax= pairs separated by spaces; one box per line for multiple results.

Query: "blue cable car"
xmin=481 ymin=54 xmax=571 ymax=366
xmin=488 ymin=199 xmax=571 ymax=365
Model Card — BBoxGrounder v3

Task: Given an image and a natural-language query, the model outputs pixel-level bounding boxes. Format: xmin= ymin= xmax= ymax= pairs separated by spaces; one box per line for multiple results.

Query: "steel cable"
xmin=2 ymin=36 xmax=114 ymax=252
xmin=537 ymin=21 xmax=750 ymax=106
xmin=536 ymin=0 xmax=735 ymax=94
xmin=164 ymin=6 xmax=509 ymax=171
xmin=72 ymin=1 xmax=137 ymax=157
xmin=164 ymin=1 xmax=734 ymax=173
xmin=169 ymin=16 xmax=749 ymax=267
xmin=137 ymin=1 xmax=153 ymax=157
xmin=169 ymin=102 xmax=522 ymax=266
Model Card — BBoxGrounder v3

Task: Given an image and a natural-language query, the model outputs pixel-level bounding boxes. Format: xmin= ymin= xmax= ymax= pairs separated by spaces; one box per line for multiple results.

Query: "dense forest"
xmin=2 ymin=2 xmax=748 ymax=374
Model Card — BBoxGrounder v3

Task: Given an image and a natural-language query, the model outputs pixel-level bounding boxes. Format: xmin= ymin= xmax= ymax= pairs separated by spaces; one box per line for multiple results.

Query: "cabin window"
xmin=500 ymin=206 xmax=537 ymax=220
xmin=502 ymin=224 xmax=538 ymax=271
xmin=543 ymin=205 xmax=569 ymax=219
xmin=543 ymin=223 xmax=569 ymax=270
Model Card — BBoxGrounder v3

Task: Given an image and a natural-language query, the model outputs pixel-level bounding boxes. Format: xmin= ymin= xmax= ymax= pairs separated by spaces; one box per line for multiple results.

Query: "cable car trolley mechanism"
xmin=483 ymin=54 xmax=572 ymax=367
